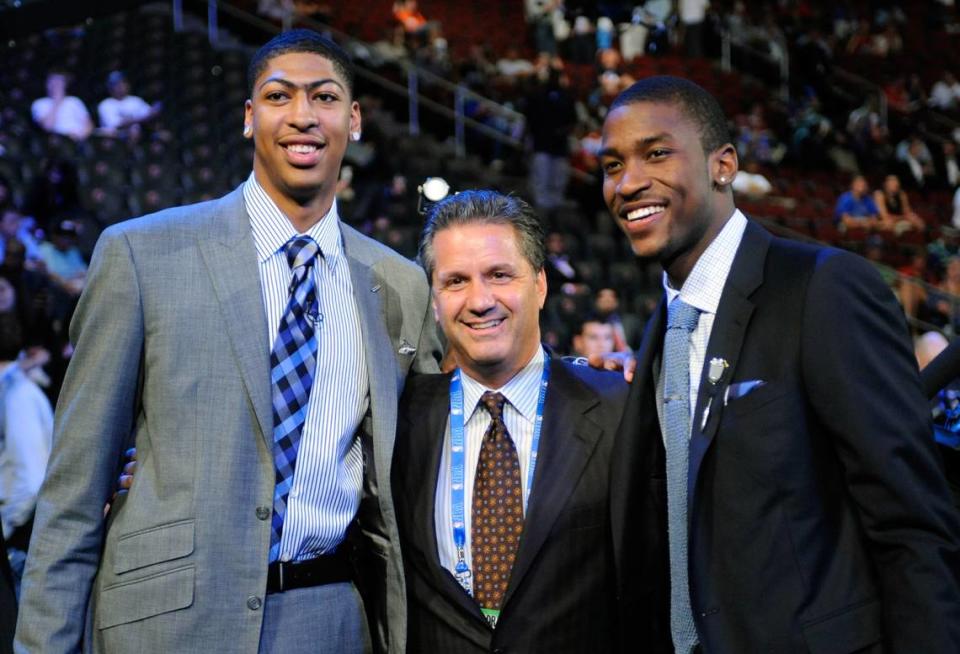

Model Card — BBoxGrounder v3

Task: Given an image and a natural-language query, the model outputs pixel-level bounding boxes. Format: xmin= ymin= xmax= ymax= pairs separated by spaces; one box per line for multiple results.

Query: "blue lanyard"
xmin=448 ymin=351 xmax=551 ymax=596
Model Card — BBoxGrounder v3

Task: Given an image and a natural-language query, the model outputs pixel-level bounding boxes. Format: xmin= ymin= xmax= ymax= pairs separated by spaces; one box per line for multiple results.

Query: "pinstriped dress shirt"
xmin=244 ymin=173 xmax=368 ymax=563
xmin=434 ymin=346 xmax=546 ymax=580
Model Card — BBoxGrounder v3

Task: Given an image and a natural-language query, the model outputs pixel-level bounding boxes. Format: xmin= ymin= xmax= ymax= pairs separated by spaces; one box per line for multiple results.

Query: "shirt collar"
xmin=460 ymin=345 xmax=546 ymax=423
xmin=243 ymin=172 xmax=342 ymax=270
xmin=663 ymin=208 xmax=748 ymax=315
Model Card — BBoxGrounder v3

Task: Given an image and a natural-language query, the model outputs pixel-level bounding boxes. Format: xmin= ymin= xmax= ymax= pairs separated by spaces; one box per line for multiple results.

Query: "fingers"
xmin=125 ymin=447 xmax=137 ymax=461
xmin=624 ymin=357 xmax=636 ymax=383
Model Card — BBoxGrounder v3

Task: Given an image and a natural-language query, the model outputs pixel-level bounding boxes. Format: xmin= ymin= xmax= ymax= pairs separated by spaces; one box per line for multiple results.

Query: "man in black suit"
xmin=600 ymin=77 xmax=960 ymax=653
xmin=392 ymin=190 xmax=629 ymax=653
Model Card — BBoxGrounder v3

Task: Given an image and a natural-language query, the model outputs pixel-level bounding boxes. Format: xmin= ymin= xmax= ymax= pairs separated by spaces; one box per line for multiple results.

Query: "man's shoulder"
xmin=340 ymin=222 xmax=425 ymax=276
xmin=554 ymin=358 xmax=630 ymax=405
xmin=102 ymin=188 xmax=242 ymax=241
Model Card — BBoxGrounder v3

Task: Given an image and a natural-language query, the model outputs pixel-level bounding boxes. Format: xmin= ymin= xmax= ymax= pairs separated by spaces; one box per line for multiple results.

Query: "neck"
xmin=254 ymin=170 xmax=334 ymax=233
xmin=461 ymin=343 xmax=541 ymax=389
xmin=665 ymin=203 xmax=734 ymax=288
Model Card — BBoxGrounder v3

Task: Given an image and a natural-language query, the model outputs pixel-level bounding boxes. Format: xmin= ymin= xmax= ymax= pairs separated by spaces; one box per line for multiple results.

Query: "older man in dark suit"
xmin=392 ymin=190 xmax=629 ymax=653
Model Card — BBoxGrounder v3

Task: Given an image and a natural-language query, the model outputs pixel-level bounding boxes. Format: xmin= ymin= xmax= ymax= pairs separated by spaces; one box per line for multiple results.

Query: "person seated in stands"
xmin=928 ymin=257 xmax=960 ymax=332
xmin=496 ymin=46 xmax=536 ymax=81
xmin=97 ymin=71 xmax=161 ymax=139
xmin=897 ymin=135 xmax=937 ymax=190
xmin=592 ymin=287 xmax=640 ymax=351
xmin=37 ymin=220 xmax=87 ymax=300
xmin=930 ymin=71 xmax=960 ymax=112
xmin=875 ymin=174 xmax=925 ymax=232
xmin=544 ymin=231 xmax=588 ymax=298
xmin=731 ymin=160 xmax=772 ymax=197
xmin=30 ymin=70 xmax=92 ymax=142
xmin=570 ymin=314 xmax=616 ymax=360
xmin=393 ymin=0 xmax=428 ymax=36
xmin=935 ymin=140 xmax=960 ymax=191
xmin=835 ymin=175 xmax=880 ymax=230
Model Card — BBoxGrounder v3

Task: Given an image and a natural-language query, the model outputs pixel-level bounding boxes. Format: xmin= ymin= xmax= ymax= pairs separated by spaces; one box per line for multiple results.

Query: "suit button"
xmin=247 ymin=595 xmax=262 ymax=610
xmin=256 ymin=507 xmax=270 ymax=520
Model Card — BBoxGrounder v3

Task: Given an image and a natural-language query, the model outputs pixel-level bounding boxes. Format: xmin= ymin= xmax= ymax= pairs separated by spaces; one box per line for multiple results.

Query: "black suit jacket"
xmin=611 ymin=221 xmax=960 ymax=653
xmin=393 ymin=357 xmax=629 ymax=653
xmin=0 ymin=530 xmax=16 ymax=654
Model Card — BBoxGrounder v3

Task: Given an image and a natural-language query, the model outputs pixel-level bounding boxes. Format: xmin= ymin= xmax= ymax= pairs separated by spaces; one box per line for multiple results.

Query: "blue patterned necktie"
xmin=663 ymin=297 xmax=700 ymax=653
xmin=269 ymin=235 xmax=322 ymax=563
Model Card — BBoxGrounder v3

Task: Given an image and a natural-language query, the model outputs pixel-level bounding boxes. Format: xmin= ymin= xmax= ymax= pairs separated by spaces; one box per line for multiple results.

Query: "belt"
xmin=266 ymin=551 xmax=353 ymax=594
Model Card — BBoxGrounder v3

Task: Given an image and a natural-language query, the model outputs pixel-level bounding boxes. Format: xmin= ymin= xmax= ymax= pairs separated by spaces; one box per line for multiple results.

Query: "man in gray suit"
xmin=16 ymin=30 xmax=439 ymax=653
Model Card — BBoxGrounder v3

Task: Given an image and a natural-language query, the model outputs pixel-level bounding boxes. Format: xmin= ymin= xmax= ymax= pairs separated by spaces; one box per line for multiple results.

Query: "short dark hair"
xmin=610 ymin=76 xmax=731 ymax=153
xmin=247 ymin=29 xmax=355 ymax=98
xmin=576 ymin=313 xmax=611 ymax=335
xmin=418 ymin=190 xmax=545 ymax=280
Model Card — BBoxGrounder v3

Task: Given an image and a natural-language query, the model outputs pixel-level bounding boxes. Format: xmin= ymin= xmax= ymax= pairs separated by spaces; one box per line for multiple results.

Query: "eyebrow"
xmin=597 ymin=132 xmax=673 ymax=159
xmin=258 ymin=77 xmax=346 ymax=93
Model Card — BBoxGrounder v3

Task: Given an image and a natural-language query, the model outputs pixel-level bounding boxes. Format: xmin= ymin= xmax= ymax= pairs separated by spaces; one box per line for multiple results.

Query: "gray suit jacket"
xmin=15 ymin=187 xmax=441 ymax=653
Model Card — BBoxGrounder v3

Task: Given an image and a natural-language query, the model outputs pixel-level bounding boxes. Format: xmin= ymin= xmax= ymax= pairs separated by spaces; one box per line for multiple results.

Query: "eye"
xmin=314 ymin=91 xmax=338 ymax=103
xmin=648 ymin=148 xmax=670 ymax=159
xmin=601 ymin=160 xmax=621 ymax=175
xmin=265 ymin=91 xmax=288 ymax=102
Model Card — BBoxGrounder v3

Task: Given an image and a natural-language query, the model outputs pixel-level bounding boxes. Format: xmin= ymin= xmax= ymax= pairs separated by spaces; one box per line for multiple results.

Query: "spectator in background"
xmin=935 ymin=139 xmax=960 ymax=191
xmin=916 ymin=330 xmax=949 ymax=371
xmin=97 ymin=71 xmax=161 ymax=139
xmin=930 ymin=71 xmax=960 ymax=111
xmin=847 ymin=95 xmax=890 ymax=168
xmin=393 ymin=0 xmax=428 ymax=36
xmin=679 ymin=0 xmax=709 ymax=58
xmin=30 ymin=70 xmax=92 ymax=142
xmin=0 ymin=206 xmax=41 ymax=266
xmin=496 ymin=47 xmax=536 ymax=82
xmin=571 ymin=314 xmax=616 ymax=359
xmin=835 ymin=174 xmax=880 ymax=230
xmin=0 ymin=273 xmax=54 ymax=597
xmin=544 ymin=230 xmax=588 ymax=297
xmin=731 ymin=160 xmax=772 ymax=197
xmin=525 ymin=0 xmax=561 ymax=55
xmin=929 ymin=256 xmax=960 ymax=332
xmin=37 ymin=219 xmax=87 ymax=303
xmin=897 ymin=135 xmax=936 ymax=190
xmin=593 ymin=286 xmax=640 ymax=351
xmin=875 ymin=173 xmax=925 ymax=232
xmin=524 ymin=60 xmax=577 ymax=214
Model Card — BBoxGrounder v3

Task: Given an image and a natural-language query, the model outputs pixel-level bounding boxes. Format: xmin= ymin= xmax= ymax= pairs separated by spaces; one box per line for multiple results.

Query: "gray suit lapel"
xmin=198 ymin=188 xmax=272 ymax=446
xmin=341 ymin=227 xmax=400 ymax=488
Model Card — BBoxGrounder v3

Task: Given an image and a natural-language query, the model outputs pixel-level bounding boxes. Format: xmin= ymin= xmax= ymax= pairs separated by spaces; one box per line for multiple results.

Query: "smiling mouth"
xmin=465 ymin=318 xmax=504 ymax=331
xmin=283 ymin=143 xmax=323 ymax=154
xmin=625 ymin=205 xmax=666 ymax=221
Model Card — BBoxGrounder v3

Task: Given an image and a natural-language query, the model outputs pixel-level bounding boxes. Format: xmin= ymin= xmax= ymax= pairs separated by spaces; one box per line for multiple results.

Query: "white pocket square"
xmin=398 ymin=340 xmax=417 ymax=356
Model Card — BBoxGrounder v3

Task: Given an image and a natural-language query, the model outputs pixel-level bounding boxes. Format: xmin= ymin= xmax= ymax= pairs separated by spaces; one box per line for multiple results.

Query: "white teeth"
xmin=286 ymin=144 xmax=318 ymax=153
xmin=626 ymin=205 xmax=665 ymax=221
xmin=470 ymin=319 xmax=503 ymax=330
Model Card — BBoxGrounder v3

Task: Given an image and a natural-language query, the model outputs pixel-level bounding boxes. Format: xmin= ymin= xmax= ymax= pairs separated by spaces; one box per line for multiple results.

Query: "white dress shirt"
xmin=656 ymin=209 xmax=747 ymax=435
xmin=435 ymin=346 xmax=546 ymax=579
xmin=244 ymin=173 xmax=368 ymax=562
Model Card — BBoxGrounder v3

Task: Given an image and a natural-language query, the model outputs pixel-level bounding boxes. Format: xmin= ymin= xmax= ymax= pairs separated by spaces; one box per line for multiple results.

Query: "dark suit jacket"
xmin=393 ymin=357 xmax=629 ymax=653
xmin=611 ymin=220 xmax=960 ymax=654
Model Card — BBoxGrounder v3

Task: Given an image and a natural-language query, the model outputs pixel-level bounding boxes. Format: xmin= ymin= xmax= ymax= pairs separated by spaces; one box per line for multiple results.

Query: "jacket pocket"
xmin=98 ymin=564 xmax=195 ymax=629
xmin=801 ymin=598 xmax=882 ymax=653
xmin=114 ymin=519 xmax=195 ymax=574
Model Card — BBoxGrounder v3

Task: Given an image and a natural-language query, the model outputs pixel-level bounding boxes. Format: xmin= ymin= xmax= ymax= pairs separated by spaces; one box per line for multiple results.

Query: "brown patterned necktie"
xmin=471 ymin=391 xmax=525 ymax=614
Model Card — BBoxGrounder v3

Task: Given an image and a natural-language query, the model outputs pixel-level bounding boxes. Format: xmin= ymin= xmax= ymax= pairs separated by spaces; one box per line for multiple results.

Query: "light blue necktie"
xmin=664 ymin=297 xmax=700 ymax=654
xmin=269 ymin=235 xmax=321 ymax=563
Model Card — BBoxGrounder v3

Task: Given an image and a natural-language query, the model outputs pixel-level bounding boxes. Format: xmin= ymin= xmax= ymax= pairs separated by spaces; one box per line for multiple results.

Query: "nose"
xmin=616 ymin=159 xmax=651 ymax=200
xmin=288 ymin=92 xmax=318 ymax=130
xmin=464 ymin=279 xmax=495 ymax=315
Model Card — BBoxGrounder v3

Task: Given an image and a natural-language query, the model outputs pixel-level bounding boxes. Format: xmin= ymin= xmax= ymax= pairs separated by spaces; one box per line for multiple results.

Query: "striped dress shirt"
xmin=656 ymin=208 xmax=747 ymax=433
xmin=434 ymin=346 xmax=546 ymax=580
xmin=244 ymin=173 xmax=368 ymax=563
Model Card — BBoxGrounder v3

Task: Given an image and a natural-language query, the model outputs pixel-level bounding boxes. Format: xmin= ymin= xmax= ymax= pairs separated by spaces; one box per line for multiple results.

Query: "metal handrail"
xmin=189 ymin=0 xmax=526 ymax=154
